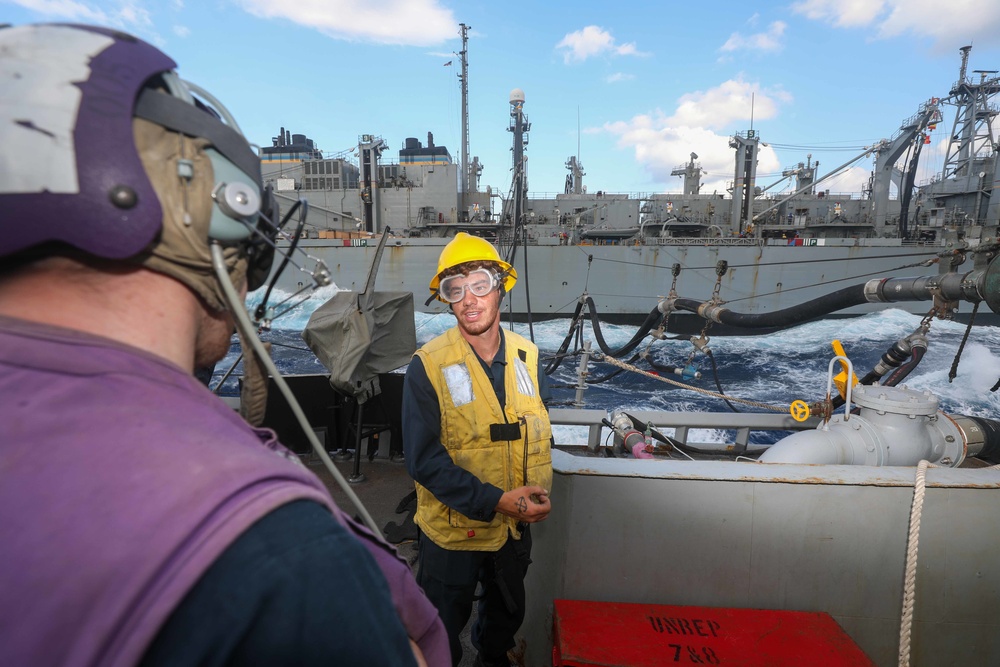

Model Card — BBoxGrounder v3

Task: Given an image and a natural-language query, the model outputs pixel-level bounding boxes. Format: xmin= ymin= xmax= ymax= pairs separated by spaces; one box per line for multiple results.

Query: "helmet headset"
xmin=0 ymin=23 xmax=389 ymax=531
xmin=0 ymin=23 xmax=279 ymax=302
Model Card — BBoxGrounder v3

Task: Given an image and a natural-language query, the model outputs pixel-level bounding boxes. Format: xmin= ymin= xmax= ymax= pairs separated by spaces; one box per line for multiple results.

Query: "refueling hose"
xmin=669 ymin=267 xmax=993 ymax=332
xmin=584 ymin=296 xmax=664 ymax=358
xmin=544 ymin=300 xmax=585 ymax=375
xmin=884 ymin=344 xmax=927 ymax=387
xmin=959 ymin=416 xmax=1000 ymax=464
xmin=544 ymin=297 xmax=663 ymax=376
xmin=673 ymin=284 xmax=868 ymax=330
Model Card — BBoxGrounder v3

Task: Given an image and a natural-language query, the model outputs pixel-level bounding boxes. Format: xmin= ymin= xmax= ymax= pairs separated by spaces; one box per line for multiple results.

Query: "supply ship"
xmin=259 ymin=36 xmax=999 ymax=334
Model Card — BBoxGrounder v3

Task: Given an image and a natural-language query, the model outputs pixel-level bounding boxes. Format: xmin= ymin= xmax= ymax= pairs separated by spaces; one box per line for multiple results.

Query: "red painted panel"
xmin=552 ymin=599 xmax=875 ymax=667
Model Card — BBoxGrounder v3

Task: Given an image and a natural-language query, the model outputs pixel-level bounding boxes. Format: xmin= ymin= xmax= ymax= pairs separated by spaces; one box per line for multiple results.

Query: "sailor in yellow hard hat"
xmin=403 ymin=232 xmax=553 ymax=667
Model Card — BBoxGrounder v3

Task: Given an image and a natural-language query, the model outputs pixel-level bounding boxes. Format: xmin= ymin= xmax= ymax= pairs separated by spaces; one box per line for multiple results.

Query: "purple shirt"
xmin=0 ymin=315 xmax=447 ymax=666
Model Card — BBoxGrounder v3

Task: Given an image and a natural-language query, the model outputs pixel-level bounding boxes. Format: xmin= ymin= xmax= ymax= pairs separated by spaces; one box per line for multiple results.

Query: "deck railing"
xmin=548 ymin=408 xmax=818 ymax=453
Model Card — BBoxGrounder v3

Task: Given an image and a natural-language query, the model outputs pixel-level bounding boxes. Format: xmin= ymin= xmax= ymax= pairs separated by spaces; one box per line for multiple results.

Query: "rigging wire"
xmin=597 ymin=354 xmax=787 ymax=412
xmin=948 ymin=302 xmax=979 ymax=383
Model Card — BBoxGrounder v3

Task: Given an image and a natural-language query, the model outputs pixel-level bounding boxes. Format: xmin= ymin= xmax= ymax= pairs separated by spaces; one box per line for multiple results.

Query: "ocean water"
xmin=216 ymin=287 xmax=1000 ymax=446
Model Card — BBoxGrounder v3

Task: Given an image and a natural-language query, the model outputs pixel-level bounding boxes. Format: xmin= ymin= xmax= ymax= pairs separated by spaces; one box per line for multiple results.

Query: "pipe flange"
xmin=864 ymin=279 xmax=883 ymax=302
xmin=982 ymin=256 xmax=1000 ymax=314
xmin=851 ymin=383 xmax=938 ymax=417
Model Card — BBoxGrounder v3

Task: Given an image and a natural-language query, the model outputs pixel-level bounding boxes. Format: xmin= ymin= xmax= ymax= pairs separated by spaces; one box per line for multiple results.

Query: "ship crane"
xmin=752 ymin=144 xmax=880 ymax=224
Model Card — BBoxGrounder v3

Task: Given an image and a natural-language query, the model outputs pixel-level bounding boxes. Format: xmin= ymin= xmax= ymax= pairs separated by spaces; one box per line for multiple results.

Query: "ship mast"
xmin=458 ymin=23 xmax=471 ymax=211
xmin=508 ymin=88 xmax=530 ymax=231
xmin=940 ymin=46 xmax=999 ymax=188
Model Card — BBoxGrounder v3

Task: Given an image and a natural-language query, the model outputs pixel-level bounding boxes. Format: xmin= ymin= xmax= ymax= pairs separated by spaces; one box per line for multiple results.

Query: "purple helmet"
xmin=0 ymin=23 xmax=269 ymax=272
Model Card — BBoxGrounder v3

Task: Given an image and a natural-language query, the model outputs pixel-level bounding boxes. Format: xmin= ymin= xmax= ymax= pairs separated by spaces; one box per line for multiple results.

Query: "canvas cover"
xmin=302 ymin=291 xmax=416 ymax=403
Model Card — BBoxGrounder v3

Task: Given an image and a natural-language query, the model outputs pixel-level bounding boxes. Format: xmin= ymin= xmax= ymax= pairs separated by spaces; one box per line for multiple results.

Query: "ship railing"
xmin=525 ymin=191 xmax=654 ymax=201
xmin=900 ymin=238 xmax=947 ymax=247
xmin=548 ymin=408 xmax=815 ymax=453
xmin=641 ymin=236 xmax=765 ymax=247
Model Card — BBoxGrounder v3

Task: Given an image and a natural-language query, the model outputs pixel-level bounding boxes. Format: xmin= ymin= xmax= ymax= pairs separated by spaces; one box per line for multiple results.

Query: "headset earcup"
xmin=205 ymin=147 xmax=260 ymax=243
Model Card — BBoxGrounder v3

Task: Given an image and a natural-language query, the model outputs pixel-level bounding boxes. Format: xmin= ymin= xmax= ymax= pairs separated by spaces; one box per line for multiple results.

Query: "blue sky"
xmin=5 ymin=0 xmax=1000 ymax=198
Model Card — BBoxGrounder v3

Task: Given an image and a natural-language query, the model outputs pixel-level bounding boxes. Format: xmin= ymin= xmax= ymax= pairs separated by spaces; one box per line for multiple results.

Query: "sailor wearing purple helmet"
xmin=0 ymin=23 xmax=446 ymax=667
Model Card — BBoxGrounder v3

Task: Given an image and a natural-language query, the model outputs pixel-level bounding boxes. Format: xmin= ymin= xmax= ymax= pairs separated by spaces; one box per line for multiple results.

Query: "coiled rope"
xmin=598 ymin=354 xmax=786 ymax=412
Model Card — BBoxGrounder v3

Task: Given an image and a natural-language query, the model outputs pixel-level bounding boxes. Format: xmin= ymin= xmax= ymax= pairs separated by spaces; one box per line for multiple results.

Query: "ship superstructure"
xmin=261 ymin=43 xmax=999 ymax=331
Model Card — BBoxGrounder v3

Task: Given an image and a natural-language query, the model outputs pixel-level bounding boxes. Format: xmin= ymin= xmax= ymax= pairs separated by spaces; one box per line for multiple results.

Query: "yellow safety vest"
xmin=413 ymin=327 xmax=553 ymax=551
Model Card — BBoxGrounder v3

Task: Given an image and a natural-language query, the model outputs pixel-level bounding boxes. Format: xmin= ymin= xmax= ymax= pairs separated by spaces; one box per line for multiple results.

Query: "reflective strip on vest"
xmin=442 ymin=362 xmax=474 ymax=406
xmin=514 ymin=357 xmax=534 ymax=397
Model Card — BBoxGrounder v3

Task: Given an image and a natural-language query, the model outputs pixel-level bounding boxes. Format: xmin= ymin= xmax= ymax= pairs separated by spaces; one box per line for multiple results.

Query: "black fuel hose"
xmin=961 ymin=416 xmax=1000 ymax=463
xmin=584 ymin=297 xmax=663 ymax=358
xmin=544 ymin=300 xmax=586 ymax=376
xmin=545 ymin=297 xmax=663 ymax=375
xmin=884 ymin=343 xmax=927 ymax=387
xmin=673 ymin=284 xmax=868 ymax=330
xmin=644 ymin=358 xmax=679 ymax=375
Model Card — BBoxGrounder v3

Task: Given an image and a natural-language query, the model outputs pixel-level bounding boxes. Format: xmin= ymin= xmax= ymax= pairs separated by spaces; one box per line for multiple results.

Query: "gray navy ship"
xmin=260 ymin=36 xmax=999 ymax=334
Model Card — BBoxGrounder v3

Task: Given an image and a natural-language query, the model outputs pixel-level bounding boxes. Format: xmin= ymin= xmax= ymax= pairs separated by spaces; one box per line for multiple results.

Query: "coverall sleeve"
xmin=140 ymin=501 xmax=423 ymax=666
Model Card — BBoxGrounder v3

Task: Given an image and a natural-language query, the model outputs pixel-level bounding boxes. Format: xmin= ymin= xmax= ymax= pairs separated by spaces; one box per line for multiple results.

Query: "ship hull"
xmin=275 ymin=236 xmax=975 ymax=331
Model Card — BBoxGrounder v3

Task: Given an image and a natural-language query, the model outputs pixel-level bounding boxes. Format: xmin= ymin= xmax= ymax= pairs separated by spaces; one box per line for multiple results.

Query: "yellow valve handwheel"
xmin=789 ymin=400 xmax=811 ymax=422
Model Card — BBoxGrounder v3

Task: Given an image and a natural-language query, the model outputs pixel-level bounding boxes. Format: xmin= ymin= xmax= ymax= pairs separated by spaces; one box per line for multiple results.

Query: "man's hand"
xmin=495 ymin=485 xmax=551 ymax=523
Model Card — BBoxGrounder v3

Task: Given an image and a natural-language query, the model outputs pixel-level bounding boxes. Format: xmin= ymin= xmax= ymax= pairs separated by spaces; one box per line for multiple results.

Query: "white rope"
xmin=898 ymin=459 xmax=929 ymax=667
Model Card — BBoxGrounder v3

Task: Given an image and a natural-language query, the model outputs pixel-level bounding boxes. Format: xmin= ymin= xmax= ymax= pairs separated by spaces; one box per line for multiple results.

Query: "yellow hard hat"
xmin=429 ymin=232 xmax=517 ymax=301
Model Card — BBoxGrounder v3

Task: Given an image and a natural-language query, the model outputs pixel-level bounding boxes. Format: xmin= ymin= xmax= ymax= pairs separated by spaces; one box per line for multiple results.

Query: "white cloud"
xmin=720 ymin=21 xmax=787 ymax=53
xmin=792 ymin=0 xmax=1000 ymax=45
xmin=606 ymin=72 xmax=635 ymax=83
xmin=7 ymin=0 xmax=166 ymax=43
xmin=603 ymin=78 xmax=789 ymax=191
xmin=117 ymin=0 xmax=152 ymax=30
xmin=556 ymin=26 xmax=645 ymax=64
xmin=6 ymin=0 xmax=108 ymax=22
xmin=672 ymin=77 xmax=792 ymax=129
xmin=792 ymin=0 xmax=883 ymax=28
xmin=173 ymin=24 xmax=190 ymax=38
xmin=235 ymin=0 xmax=458 ymax=46
xmin=820 ymin=165 xmax=871 ymax=194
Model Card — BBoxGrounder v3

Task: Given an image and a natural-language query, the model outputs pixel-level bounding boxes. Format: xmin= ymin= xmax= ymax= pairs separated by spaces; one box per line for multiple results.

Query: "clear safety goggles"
xmin=438 ymin=268 xmax=501 ymax=303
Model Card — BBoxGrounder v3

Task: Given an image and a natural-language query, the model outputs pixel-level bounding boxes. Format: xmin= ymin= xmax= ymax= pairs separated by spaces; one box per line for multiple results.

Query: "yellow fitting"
xmin=831 ymin=339 xmax=858 ymax=399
